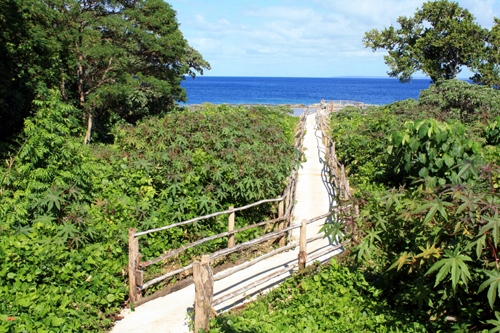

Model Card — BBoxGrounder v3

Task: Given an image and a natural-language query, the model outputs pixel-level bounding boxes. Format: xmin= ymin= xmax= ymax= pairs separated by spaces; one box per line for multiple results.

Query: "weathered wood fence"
xmin=316 ymin=104 xmax=359 ymax=236
xmin=322 ymin=100 xmax=377 ymax=114
xmin=127 ymin=109 xmax=308 ymax=302
xmin=316 ymin=108 xmax=351 ymax=199
xmin=127 ymin=107 xmax=355 ymax=332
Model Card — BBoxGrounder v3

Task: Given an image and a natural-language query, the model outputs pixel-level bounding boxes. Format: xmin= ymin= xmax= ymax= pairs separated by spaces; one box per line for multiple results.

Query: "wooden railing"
xmin=127 ymin=109 xmax=309 ymax=303
xmin=190 ymin=108 xmax=353 ymax=331
xmin=321 ymin=100 xmax=377 ymax=113
xmin=127 ymin=107 xmax=354 ymax=332
xmin=315 ymin=103 xmax=359 ymax=241
xmin=316 ymin=107 xmax=350 ymax=200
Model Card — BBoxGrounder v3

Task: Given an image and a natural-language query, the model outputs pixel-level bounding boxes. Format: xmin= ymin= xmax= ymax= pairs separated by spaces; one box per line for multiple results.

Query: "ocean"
xmin=180 ymin=76 xmax=433 ymax=107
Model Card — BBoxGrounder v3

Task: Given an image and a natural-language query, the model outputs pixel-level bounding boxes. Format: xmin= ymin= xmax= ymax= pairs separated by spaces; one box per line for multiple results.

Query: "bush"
xmin=388 ymin=118 xmax=483 ymax=187
xmin=418 ymin=79 xmax=500 ymax=122
xmin=324 ymin=90 xmax=500 ymax=331
xmin=209 ymin=259 xmax=441 ymax=332
xmin=0 ymin=94 xmax=298 ymax=332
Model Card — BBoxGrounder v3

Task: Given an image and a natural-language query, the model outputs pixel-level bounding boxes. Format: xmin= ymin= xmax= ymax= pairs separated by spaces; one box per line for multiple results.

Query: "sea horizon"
xmin=187 ymin=75 xmax=472 ymax=80
xmin=180 ymin=76 xmax=436 ymax=107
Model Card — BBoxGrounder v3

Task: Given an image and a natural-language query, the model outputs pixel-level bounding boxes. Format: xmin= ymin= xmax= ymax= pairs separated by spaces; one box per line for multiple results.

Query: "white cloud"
xmin=192 ymin=15 xmax=234 ymax=32
xmin=459 ymin=0 xmax=497 ymax=27
xmin=311 ymin=0 xmax=423 ymax=27
xmin=177 ymin=0 xmax=500 ymax=77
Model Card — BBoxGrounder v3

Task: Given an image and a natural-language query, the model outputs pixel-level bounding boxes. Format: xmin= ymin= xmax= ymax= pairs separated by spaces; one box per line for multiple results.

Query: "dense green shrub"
xmin=1 ymin=91 xmax=126 ymax=332
xmin=388 ymin=118 xmax=483 ymax=187
xmin=0 ymin=94 xmax=298 ymax=332
xmin=209 ymin=259 xmax=443 ymax=333
xmin=418 ymin=79 xmax=500 ymax=122
xmin=323 ymin=84 xmax=500 ymax=330
xmin=484 ymin=116 xmax=500 ymax=147
xmin=329 ymin=107 xmax=397 ymax=189
xmin=334 ymin=160 xmax=500 ymax=331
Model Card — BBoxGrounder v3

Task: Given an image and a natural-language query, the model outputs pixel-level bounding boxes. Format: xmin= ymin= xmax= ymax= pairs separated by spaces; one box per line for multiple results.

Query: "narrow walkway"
xmin=111 ymin=110 xmax=341 ymax=333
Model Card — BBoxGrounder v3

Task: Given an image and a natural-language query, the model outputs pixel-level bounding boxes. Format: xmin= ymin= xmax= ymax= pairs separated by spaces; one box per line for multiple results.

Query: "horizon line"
xmin=193 ymin=75 xmax=471 ymax=80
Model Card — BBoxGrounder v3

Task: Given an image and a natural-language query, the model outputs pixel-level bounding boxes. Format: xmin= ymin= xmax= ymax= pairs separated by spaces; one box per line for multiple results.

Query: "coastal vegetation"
xmin=0 ymin=99 xmax=297 ymax=332
xmin=0 ymin=0 xmax=299 ymax=331
xmin=363 ymin=0 xmax=500 ymax=86
xmin=3 ymin=0 xmax=500 ymax=331
xmin=209 ymin=80 xmax=500 ymax=333
xmin=324 ymin=79 xmax=500 ymax=331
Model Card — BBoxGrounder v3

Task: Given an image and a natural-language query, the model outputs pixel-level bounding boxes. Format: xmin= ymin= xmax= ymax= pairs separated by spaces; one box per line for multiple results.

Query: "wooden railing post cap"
xmin=201 ymin=255 xmax=210 ymax=265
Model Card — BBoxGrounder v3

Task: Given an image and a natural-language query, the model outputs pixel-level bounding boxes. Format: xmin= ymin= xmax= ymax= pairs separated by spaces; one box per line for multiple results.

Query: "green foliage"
xmin=388 ymin=118 xmax=482 ymax=187
xmin=0 ymin=0 xmax=61 ymax=142
xmin=0 ymin=0 xmax=210 ymax=145
xmin=363 ymin=0 xmax=488 ymax=83
xmin=0 ymin=95 xmax=297 ymax=331
xmin=1 ymin=91 xmax=127 ymax=332
xmin=471 ymin=18 xmax=500 ymax=88
xmin=328 ymin=106 xmax=397 ymax=187
xmin=323 ymin=83 xmax=500 ymax=330
xmin=484 ymin=116 xmax=500 ymax=146
xmin=209 ymin=259 xmax=444 ymax=332
xmin=418 ymin=79 xmax=500 ymax=122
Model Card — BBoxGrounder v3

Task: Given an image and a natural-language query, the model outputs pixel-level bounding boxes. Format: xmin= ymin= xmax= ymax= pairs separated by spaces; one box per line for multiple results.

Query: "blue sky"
xmin=168 ymin=0 xmax=500 ymax=78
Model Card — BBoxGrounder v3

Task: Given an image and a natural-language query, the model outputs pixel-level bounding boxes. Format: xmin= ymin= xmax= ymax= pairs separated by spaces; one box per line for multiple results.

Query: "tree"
xmin=55 ymin=0 xmax=211 ymax=144
xmin=363 ymin=0 xmax=487 ymax=83
xmin=470 ymin=18 xmax=500 ymax=88
xmin=0 ymin=0 xmax=61 ymax=143
xmin=1 ymin=0 xmax=210 ymax=145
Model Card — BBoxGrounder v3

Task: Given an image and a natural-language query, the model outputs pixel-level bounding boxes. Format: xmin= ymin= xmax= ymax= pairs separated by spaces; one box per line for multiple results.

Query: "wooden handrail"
xmin=139 ymin=215 xmax=287 ymax=268
xmin=211 ymin=240 xmax=348 ymax=307
xmin=131 ymin=108 xmax=310 ymax=297
xmin=135 ymin=196 xmax=290 ymax=237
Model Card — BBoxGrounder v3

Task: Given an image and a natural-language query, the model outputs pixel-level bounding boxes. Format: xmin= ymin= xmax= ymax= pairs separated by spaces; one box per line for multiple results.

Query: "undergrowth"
xmin=322 ymin=80 xmax=500 ymax=332
xmin=209 ymin=259 xmax=441 ymax=333
xmin=0 ymin=92 xmax=298 ymax=332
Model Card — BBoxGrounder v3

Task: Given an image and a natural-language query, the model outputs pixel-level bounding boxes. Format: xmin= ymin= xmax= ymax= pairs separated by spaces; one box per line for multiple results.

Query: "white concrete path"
xmin=111 ymin=111 xmax=341 ymax=333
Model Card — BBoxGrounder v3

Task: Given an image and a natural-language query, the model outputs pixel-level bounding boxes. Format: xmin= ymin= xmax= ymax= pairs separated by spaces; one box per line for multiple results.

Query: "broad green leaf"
xmin=426 ymin=248 xmax=472 ymax=290
xmin=443 ymin=154 xmax=454 ymax=167
xmin=409 ymin=139 xmax=420 ymax=152
xmin=479 ymin=213 xmax=500 ymax=248
xmin=418 ymin=167 xmax=429 ymax=177
xmin=479 ymin=270 xmax=500 ymax=309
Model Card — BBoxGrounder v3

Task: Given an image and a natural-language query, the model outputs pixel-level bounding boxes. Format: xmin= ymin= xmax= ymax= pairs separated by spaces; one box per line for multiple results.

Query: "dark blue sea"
xmin=180 ymin=76 xmax=434 ymax=107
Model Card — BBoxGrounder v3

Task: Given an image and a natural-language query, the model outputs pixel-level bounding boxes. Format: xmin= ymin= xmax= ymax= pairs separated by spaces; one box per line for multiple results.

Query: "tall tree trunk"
xmin=84 ymin=113 xmax=92 ymax=145
xmin=77 ymin=45 xmax=93 ymax=145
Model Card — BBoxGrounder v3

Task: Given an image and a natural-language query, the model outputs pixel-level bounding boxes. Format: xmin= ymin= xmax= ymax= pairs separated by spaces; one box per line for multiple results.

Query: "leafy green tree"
xmin=0 ymin=0 xmax=62 ymax=143
xmin=0 ymin=0 xmax=210 ymax=145
xmin=363 ymin=0 xmax=487 ymax=83
xmin=471 ymin=18 xmax=500 ymax=88
xmin=51 ymin=0 xmax=210 ymax=144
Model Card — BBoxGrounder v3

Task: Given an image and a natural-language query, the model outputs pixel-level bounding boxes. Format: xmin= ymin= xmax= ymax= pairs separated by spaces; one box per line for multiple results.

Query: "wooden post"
xmin=298 ymin=219 xmax=307 ymax=269
xmin=278 ymin=200 xmax=285 ymax=247
xmin=340 ymin=164 xmax=345 ymax=197
xmin=194 ymin=255 xmax=214 ymax=333
xmin=332 ymin=142 xmax=338 ymax=178
xmin=285 ymin=178 xmax=292 ymax=241
xmin=228 ymin=206 xmax=235 ymax=249
xmin=128 ymin=228 xmax=141 ymax=303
